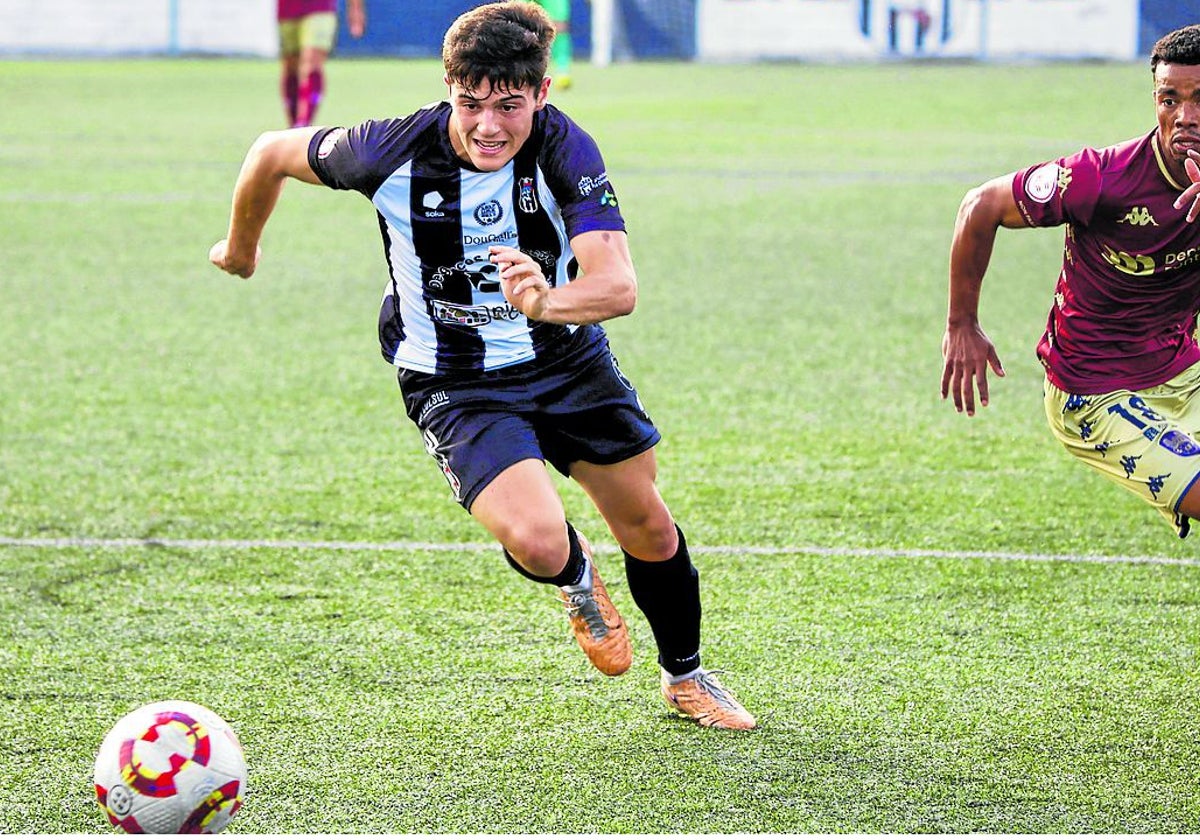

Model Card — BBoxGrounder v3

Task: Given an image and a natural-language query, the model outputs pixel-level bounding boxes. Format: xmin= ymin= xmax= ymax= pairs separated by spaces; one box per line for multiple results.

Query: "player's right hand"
xmin=1174 ymin=150 xmax=1200 ymax=223
xmin=941 ymin=322 xmax=1005 ymax=416
xmin=209 ymin=239 xmax=261 ymax=278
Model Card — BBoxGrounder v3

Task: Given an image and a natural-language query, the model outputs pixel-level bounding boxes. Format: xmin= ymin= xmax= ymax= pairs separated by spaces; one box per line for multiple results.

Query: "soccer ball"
xmin=93 ymin=700 xmax=247 ymax=834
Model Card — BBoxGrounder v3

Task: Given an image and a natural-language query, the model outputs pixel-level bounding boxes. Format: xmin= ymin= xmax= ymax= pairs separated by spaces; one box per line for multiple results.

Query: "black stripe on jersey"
xmin=376 ymin=210 xmax=407 ymax=363
xmin=409 ymin=163 xmax=486 ymax=373
xmin=512 ymin=142 xmax=570 ymax=361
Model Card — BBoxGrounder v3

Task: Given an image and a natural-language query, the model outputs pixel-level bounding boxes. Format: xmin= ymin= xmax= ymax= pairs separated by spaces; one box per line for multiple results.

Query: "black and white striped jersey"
xmin=308 ymin=101 xmax=626 ymax=374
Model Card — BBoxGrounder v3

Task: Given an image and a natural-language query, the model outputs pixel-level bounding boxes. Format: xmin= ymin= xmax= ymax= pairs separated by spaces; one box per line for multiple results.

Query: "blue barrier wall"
xmin=1139 ymin=0 xmax=1200 ymax=56
xmin=334 ymin=0 xmax=1186 ymax=60
xmin=336 ymin=0 xmax=594 ymax=58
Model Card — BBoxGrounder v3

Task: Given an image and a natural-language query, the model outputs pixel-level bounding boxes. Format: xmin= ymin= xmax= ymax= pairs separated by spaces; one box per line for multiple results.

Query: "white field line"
xmin=0 ymin=536 xmax=1197 ymax=568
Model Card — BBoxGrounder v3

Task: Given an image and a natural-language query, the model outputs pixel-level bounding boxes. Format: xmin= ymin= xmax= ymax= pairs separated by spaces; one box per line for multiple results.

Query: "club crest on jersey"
xmin=474 ymin=200 xmax=503 ymax=226
xmin=518 ymin=177 xmax=538 ymax=213
xmin=1160 ymin=430 xmax=1200 ymax=456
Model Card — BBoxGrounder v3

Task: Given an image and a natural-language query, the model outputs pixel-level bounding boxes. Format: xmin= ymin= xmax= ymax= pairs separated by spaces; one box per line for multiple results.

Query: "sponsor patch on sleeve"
xmin=316 ymin=128 xmax=346 ymax=160
xmin=1024 ymin=163 xmax=1060 ymax=204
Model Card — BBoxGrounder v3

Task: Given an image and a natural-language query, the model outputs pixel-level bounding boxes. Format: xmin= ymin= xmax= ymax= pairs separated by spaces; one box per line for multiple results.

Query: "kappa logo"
xmin=1057 ymin=166 xmax=1073 ymax=194
xmin=423 ymin=191 xmax=446 ymax=218
xmin=1119 ymin=206 xmax=1158 ymax=226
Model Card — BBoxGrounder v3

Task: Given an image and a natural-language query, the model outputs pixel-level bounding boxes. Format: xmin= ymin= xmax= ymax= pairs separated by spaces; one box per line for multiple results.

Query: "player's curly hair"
xmin=1151 ymin=24 xmax=1200 ymax=72
xmin=443 ymin=1 xmax=554 ymax=93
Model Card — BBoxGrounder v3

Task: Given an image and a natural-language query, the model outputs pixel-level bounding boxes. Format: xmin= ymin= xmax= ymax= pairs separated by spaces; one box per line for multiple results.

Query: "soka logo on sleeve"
xmin=1025 ymin=163 xmax=1060 ymax=204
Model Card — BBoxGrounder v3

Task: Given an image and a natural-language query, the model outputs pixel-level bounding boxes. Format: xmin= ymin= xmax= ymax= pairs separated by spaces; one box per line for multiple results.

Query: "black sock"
xmin=503 ymin=521 xmax=587 ymax=587
xmin=623 ymin=524 xmax=702 ymax=676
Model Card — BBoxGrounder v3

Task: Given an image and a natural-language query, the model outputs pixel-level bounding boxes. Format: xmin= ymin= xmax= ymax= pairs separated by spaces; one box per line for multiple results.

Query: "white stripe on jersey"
xmin=372 ymin=160 xmax=576 ymax=373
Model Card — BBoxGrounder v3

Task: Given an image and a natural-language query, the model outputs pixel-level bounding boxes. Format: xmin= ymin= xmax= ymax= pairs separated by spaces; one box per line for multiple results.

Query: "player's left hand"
xmin=490 ymin=245 xmax=550 ymax=320
xmin=209 ymin=239 xmax=261 ymax=278
xmin=348 ymin=5 xmax=366 ymax=37
xmin=1174 ymin=149 xmax=1200 ymax=223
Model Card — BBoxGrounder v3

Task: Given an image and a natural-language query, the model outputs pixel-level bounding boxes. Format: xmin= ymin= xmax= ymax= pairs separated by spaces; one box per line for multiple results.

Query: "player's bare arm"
xmin=347 ymin=0 xmax=366 ymax=38
xmin=210 ymin=127 xmax=323 ymax=278
xmin=489 ymin=229 xmax=637 ymax=324
xmin=941 ymin=173 xmax=1028 ymax=416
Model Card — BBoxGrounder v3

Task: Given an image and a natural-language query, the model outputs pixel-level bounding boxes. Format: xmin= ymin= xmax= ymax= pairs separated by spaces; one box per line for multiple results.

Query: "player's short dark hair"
xmin=443 ymin=1 xmax=554 ymax=93
xmin=1151 ymin=24 xmax=1200 ymax=72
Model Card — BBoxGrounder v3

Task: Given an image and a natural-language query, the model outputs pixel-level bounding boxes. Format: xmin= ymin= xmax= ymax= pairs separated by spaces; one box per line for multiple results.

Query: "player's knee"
xmin=615 ymin=511 xmax=678 ymax=561
xmin=501 ymin=521 xmax=571 ymax=578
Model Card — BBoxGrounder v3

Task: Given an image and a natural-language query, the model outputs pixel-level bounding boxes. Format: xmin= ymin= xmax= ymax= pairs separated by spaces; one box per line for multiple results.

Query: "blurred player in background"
xmin=533 ymin=0 xmax=574 ymax=89
xmin=210 ymin=1 xmax=755 ymax=730
xmin=278 ymin=0 xmax=366 ymax=127
xmin=942 ymin=24 xmax=1200 ymax=538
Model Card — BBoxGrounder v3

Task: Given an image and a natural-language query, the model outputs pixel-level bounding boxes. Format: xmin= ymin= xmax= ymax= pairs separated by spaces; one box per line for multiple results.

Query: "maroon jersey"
xmin=1013 ymin=130 xmax=1200 ymax=394
xmin=278 ymin=0 xmax=336 ymax=21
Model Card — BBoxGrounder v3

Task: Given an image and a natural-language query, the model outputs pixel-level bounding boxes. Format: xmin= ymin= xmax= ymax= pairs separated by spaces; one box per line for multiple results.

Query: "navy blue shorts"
xmin=397 ymin=326 xmax=662 ymax=511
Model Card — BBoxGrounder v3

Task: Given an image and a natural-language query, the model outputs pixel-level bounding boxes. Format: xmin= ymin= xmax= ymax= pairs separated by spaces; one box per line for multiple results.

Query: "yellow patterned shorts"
xmin=279 ymin=12 xmax=338 ymax=56
xmin=1044 ymin=361 xmax=1200 ymax=537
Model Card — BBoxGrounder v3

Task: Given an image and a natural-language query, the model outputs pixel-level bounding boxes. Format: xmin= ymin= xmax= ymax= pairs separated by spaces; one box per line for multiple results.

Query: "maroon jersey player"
xmin=942 ymin=24 xmax=1200 ymax=537
xmin=277 ymin=0 xmax=365 ymax=127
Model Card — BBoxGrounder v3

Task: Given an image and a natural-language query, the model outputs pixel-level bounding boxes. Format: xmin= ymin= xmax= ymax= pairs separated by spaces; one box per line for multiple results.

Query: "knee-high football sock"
xmin=624 ymin=525 xmax=701 ymax=676
xmin=282 ymin=71 xmax=299 ymax=127
xmin=503 ymin=521 xmax=588 ymax=587
xmin=295 ymin=68 xmax=324 ymax=127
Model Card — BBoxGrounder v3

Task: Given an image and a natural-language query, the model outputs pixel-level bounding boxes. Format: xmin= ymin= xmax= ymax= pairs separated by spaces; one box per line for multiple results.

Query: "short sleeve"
xmin=1012 ymin=147 xmax=1103 ymax=228
xmin=537 ymin=109 xmax=626 ymax=238
xmin=308 ymin=109 xmax=440 ymax=198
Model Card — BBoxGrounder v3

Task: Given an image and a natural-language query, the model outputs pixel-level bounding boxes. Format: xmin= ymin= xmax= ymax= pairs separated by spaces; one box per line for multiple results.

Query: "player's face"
xmin=446 ymin=77 xmax=551 ymax=171
xmin=1154 ymin=62 xmax=1200 ymax=181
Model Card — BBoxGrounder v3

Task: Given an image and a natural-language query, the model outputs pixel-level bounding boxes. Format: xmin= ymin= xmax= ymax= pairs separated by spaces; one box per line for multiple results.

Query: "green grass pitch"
xmin=3 ymin=57 xmax=1200 ymax=832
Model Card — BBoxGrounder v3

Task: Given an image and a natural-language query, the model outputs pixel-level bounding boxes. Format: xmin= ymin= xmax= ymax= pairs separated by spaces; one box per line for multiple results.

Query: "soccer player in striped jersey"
xmin=277 ymin=0 xmax=365 ymax=127
xmin=211 ymin=1 xmax=754 ymax=730
xmin=943 ymin=24 xmax=1200 ymax=539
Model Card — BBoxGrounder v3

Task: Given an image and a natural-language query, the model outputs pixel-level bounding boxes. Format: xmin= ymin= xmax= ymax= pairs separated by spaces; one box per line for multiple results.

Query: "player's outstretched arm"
xmin=941 ymin=173 xmax=1026 ymax=416
xmin=347 ymin=0 xmax=366 ymax=38
xmin=210 ymin=127 xmax=323 ymax=279
xmin=490 ymin=229 xmax=637 ymax=325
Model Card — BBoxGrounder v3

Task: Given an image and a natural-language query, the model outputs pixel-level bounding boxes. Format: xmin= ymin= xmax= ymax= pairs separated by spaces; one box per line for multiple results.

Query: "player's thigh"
xmin=572 ymin=450 xmax=678 ymax=560
xmin=470 ymin=458 xmax=568 ymax=555
xmin=278 ymin=19 xmax=301 ymax=56
xmin=1044 ymin=379 xmax=1200 ymax=513
xmin=298 ymin=12 xmax=338 ymax=53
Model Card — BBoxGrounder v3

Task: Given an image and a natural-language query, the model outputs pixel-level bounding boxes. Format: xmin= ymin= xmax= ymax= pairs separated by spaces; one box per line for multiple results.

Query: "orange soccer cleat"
xmin=661 ymin=669 xmax=757 ymax=730
xmin=558 ymin=540 xmax=631 ymax=677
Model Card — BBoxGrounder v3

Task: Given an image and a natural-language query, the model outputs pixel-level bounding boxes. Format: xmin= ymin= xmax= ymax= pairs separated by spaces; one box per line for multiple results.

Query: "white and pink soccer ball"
xmin=94 ymin=700 xmax=247 ymax=834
